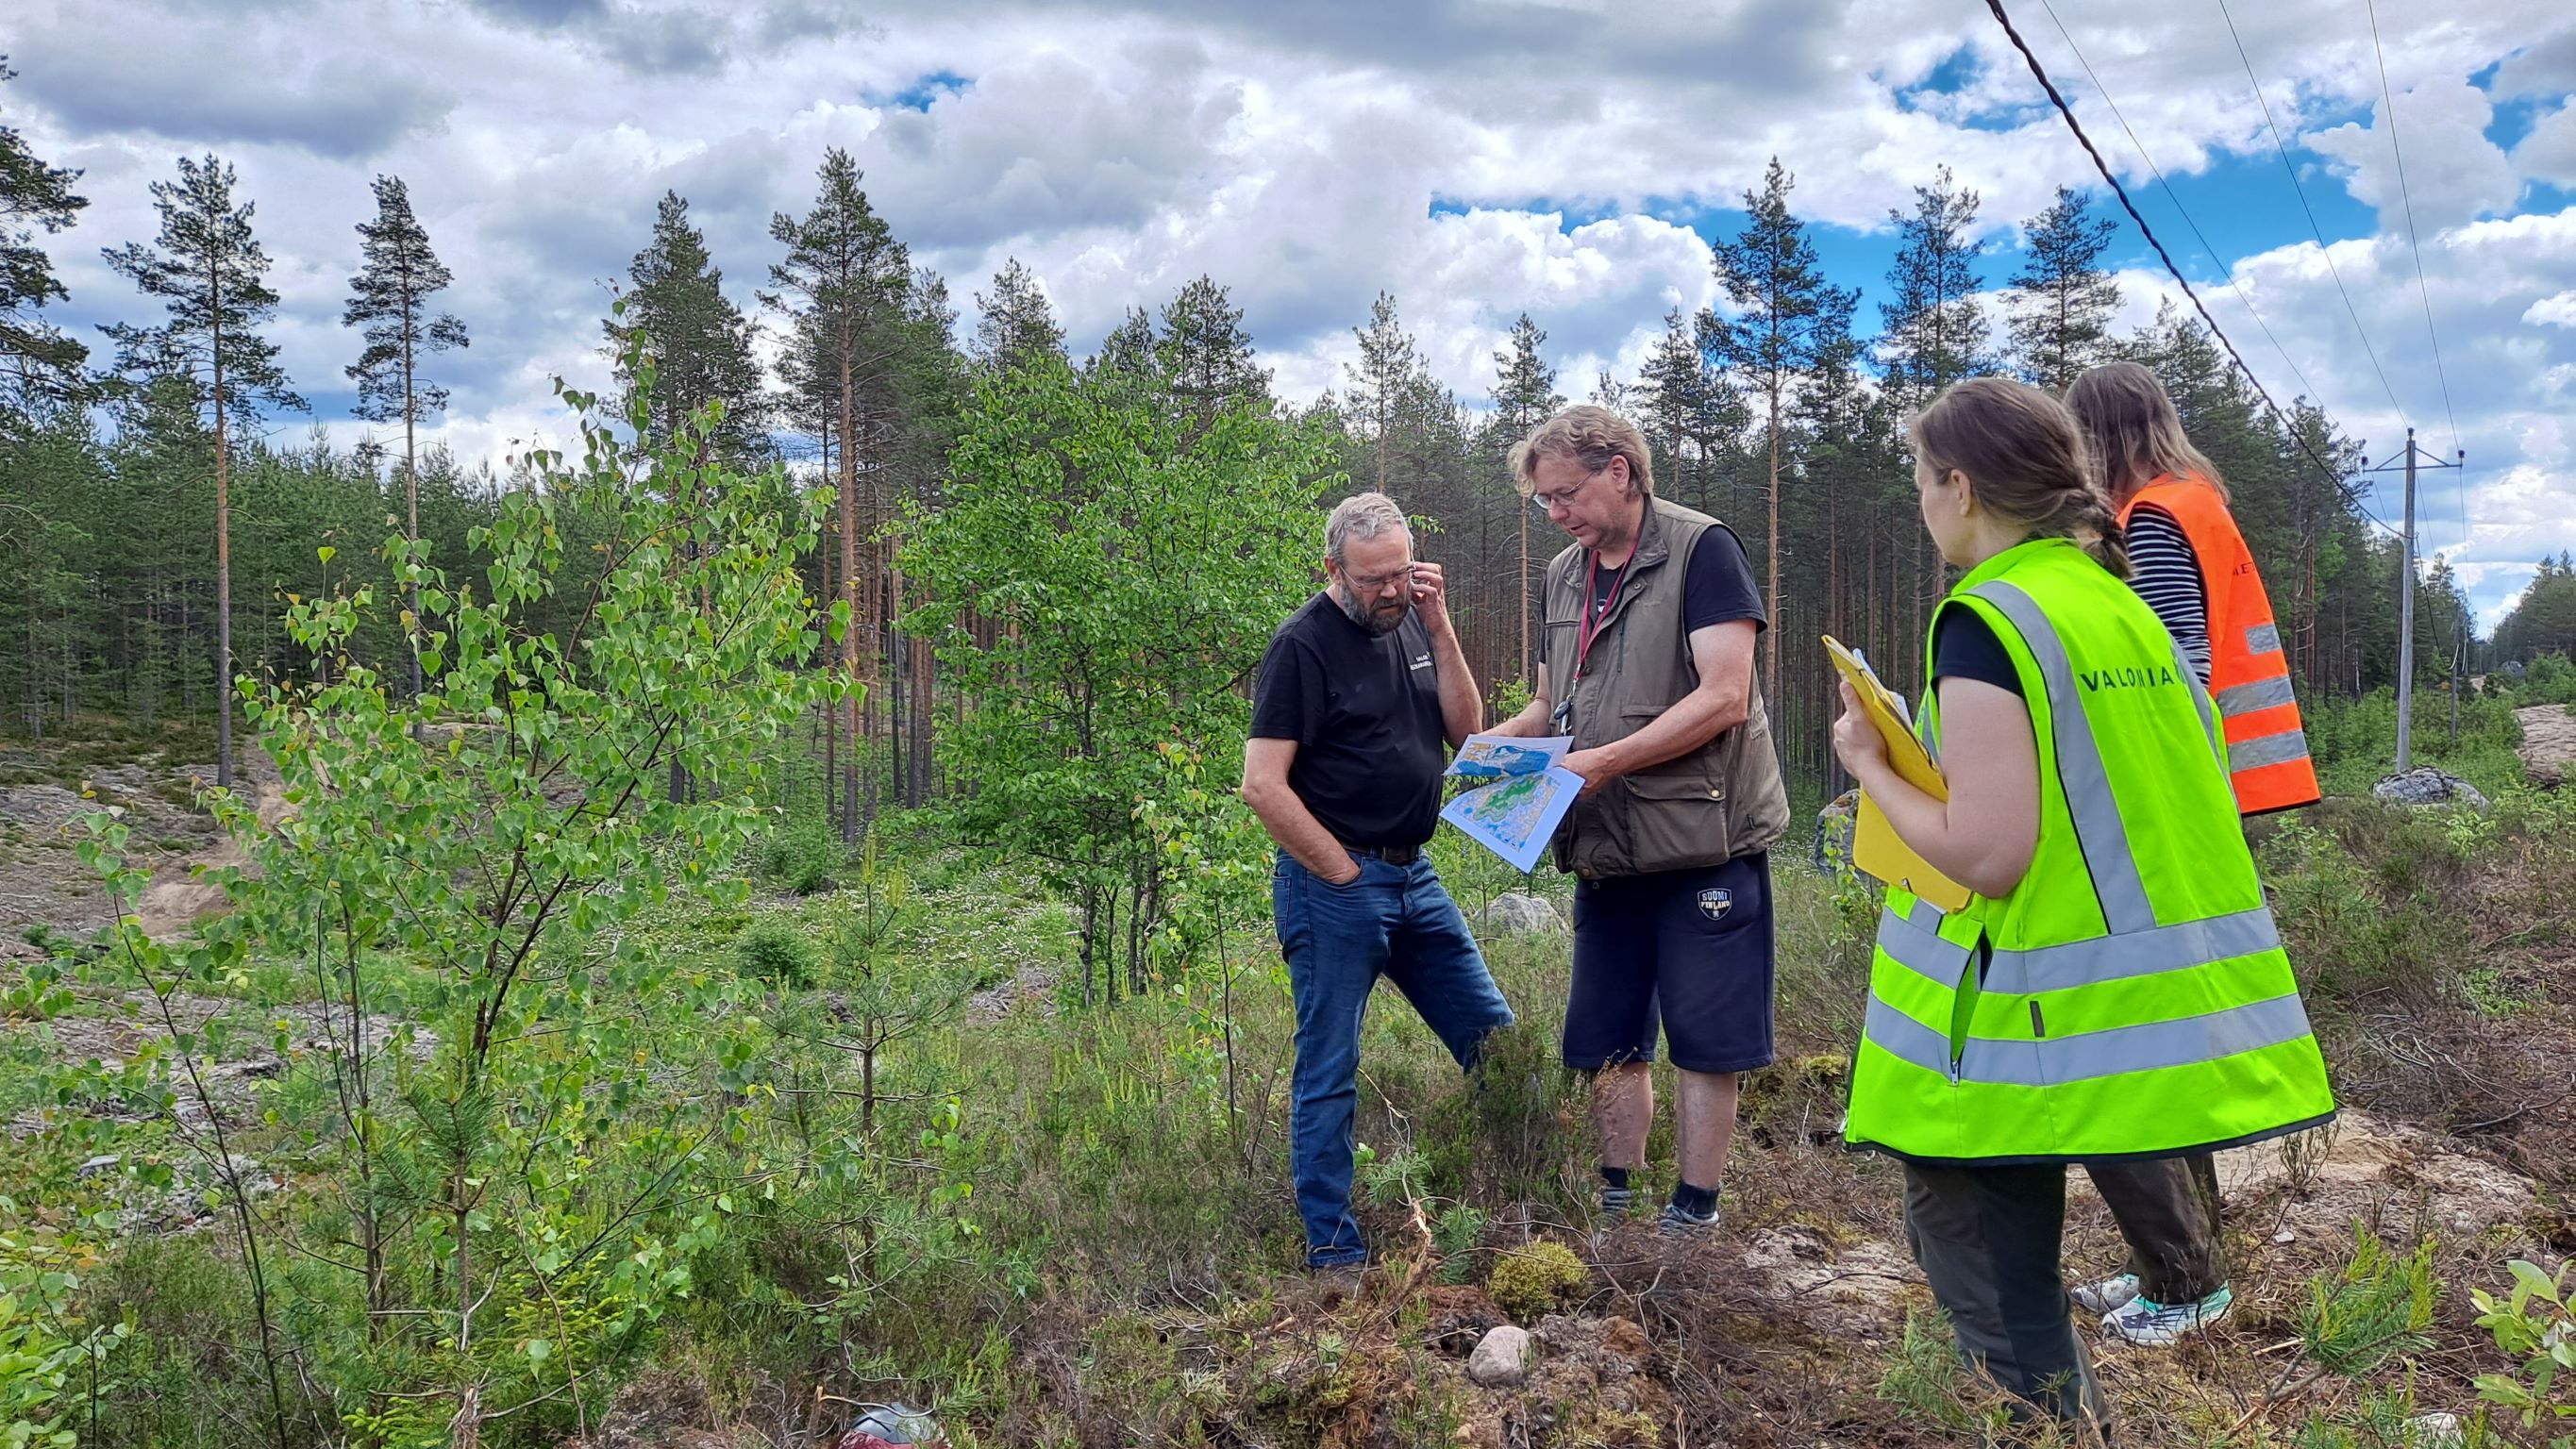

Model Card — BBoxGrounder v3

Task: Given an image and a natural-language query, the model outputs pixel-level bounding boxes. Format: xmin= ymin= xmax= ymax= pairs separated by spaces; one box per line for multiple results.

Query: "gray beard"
xmin=1336 ymin=586 xmax=1410 ymax=637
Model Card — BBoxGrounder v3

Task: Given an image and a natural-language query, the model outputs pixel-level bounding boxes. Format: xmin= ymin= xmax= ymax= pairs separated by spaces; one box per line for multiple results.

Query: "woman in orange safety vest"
xmin=2059 ymin=360 xmax=2322 ymax=1350
xmin=2067 ymin=362 xmax=2319 ymax=815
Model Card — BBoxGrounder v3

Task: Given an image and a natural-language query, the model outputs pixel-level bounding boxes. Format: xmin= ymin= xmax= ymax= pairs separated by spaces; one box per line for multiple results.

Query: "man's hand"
xmin=1562 ymin=745 xmax=1618 ymax=798
xmin=1409 ymin=561 xmax=1453 ymax=634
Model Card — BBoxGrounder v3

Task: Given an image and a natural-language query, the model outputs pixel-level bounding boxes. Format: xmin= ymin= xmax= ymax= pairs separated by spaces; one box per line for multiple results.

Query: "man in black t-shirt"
xmin=1244 ymin=491 xmax=1514 ymax=1273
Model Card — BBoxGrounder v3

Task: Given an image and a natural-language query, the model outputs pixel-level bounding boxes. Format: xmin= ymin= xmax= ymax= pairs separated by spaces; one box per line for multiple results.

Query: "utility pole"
xmin=2356 ymin=429 xmax=2465 ymax=775
xmin=2398 ymin=431 xmax=2417 ymax=772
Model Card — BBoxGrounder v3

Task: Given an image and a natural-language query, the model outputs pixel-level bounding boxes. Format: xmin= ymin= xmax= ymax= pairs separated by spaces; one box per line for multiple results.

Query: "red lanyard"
xmin=1572 ymin=550 xmax=1630 ymax=685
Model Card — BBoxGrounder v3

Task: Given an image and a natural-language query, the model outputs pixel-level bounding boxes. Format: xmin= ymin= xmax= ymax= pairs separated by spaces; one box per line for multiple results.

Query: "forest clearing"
xmin=8 ymin=2 xmax=2576 ymax=1445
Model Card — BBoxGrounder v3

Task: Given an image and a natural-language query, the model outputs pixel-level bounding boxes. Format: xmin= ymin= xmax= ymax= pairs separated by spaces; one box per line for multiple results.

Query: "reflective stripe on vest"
xmin=2231 ymin=728 xmax=2314 ymax=771
xmin=1865 ymin=991 xmax=2318 ymax=1086
xmin=1969 ymin=580 xmax=2159 ymax=933
xmin=1880 ymin=900 xmax=2282 ymax=995
xmin=2215 ymin=675 xmax=2298 ymax=717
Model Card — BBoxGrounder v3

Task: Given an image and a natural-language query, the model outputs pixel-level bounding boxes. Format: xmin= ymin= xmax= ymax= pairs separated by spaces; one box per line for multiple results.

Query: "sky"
xmin=8 ymin=0 xmax=2575 ymax=627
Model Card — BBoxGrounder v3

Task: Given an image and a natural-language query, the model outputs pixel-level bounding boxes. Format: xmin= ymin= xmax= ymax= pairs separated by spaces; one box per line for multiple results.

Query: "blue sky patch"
xmin=872 ymin=70 xmax=970 ymax=113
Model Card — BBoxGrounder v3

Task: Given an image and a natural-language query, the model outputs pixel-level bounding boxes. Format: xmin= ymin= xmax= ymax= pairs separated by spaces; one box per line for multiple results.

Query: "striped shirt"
xmin=2125 ymin=503 xmax=2211 ymax=688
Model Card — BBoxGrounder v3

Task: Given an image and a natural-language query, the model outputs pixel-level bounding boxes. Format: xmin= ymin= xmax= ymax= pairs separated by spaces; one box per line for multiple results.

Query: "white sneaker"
xmin=2071 ymin=1271 xmax=2142 ymax=1315
xmin=2100 ymin=1285 xmax=2233 ymax=1347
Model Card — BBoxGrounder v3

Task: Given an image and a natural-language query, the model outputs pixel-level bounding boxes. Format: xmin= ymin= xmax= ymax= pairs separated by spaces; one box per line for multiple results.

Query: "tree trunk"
xmin=212 ymin=288 xmax=233 ymax=791
xmin=839 ymin=319 xmax=861 ymax=843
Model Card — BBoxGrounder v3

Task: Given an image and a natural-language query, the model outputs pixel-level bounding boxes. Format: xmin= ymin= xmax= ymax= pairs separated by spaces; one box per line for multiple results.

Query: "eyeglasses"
xmin=1341 ymin=564 xmax=1416 ymax=595
xmin=1530 ymin=464 xmax=1609 ymax=512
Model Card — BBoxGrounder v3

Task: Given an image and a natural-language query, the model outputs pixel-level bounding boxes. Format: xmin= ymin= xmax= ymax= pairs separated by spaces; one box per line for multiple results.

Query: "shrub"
xmin=1486 ymin=1239 xmax=1586 ymax=1321
xmin=733 ymin=919 xmax=817 ymax=986
xmin=753 ymin=813 xmax=842 ymax=895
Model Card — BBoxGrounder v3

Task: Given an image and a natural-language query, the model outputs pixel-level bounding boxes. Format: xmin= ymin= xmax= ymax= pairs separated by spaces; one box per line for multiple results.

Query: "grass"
xmin=4 ymin=723 xmax=2572 ymax=1447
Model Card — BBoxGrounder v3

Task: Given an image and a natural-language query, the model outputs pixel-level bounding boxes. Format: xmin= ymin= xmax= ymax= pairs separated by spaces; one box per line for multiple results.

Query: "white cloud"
xmin=2307 ymin=79 xmax=2520 ymax=231
xmin=9 ymin=0 xmax=2574 ymax=622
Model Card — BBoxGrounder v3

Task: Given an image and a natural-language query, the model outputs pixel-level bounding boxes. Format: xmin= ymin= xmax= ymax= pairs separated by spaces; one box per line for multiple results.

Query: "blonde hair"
xmin=1508 ymin=404 xmax=1654 ymax=498
xmin=2064 ymin=361 xmax=2230 ymax=505
xmin=1911 ymin=378 xmax=2131 ymax=578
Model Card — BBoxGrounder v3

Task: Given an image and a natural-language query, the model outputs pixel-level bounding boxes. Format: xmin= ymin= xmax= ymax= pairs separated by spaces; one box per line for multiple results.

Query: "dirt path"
xmin=2518 ymin=703 xmax=2576 ymax=787
xmin=133 ymin=751 xmax=292 ymax=939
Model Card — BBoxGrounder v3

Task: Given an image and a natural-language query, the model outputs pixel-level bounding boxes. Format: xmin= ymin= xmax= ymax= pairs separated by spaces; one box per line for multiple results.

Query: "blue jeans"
xmin=1273 ymin=849 xmax=1514 ymax=1267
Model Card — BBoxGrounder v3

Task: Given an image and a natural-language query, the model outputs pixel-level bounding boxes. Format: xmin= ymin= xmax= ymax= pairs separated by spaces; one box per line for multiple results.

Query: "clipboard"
xmin=1823 ymin=635 xmax=1972 ymax=911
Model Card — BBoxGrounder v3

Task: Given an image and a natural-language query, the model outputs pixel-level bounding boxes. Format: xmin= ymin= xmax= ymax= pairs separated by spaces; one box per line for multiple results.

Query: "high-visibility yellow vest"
xmin=1844 ymin=538 xmax=2336 ymax=1164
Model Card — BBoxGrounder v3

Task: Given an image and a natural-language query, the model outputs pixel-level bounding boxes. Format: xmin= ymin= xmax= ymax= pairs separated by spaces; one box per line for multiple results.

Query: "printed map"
xmin=1439 ymin=732 xmax=1581 ymax=872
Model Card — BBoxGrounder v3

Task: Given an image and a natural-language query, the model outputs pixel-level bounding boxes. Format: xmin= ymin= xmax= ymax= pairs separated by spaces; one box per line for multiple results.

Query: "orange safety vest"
xmin=2120 ymin=475 xmax=2321 ymax=814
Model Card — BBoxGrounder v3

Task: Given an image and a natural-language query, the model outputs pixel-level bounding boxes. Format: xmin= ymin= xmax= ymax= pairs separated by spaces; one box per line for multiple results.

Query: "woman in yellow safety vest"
xmin=1832 ymin=378 xmax=2334 ymax=1434
xmin=2061 ymin=360 xmax=2324 ymax=1347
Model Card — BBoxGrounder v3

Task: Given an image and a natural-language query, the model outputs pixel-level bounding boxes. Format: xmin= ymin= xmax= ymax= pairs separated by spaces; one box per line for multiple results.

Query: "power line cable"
xmin=2028 ymin=0 xmax=2326 ymax=410
xmin=2213 ymin=0 xmax=2408 ymax=425
xmin=2365 ymin=0 xmax=2472 ymax=571
xmin=2366 ymin=0 xmax=2463 ymax=461
xmin=1984 ymin=0 xmax=2357 ymax=493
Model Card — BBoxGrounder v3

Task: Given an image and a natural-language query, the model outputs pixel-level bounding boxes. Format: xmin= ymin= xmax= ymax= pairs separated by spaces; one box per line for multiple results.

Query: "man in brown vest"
xmin=1488 ymin=405 xmax=1790 ymax=1234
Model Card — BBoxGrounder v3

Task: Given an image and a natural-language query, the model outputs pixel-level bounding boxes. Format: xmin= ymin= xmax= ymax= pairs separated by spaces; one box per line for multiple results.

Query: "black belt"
xmin=1342 ymin=841 xmax=1421 ymax=866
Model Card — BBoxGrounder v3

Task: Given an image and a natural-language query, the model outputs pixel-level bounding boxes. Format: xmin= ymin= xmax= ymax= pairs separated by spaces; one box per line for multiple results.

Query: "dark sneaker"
xmin=1657 ymin=1200 xmax=1721 ymax=1237
xmin=1598 ymin=1184 xmax=1641 ymax=1221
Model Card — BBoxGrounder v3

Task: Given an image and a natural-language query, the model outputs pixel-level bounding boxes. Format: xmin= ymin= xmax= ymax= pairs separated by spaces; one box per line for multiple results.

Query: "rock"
xmin=1465 ymin=1324 xmax=1531 ymax=1388
xmin=1478 ymin=892 xmax=1564 ymax=936
xmin=2408 ymin=1411 xmax=2464 ymax=1447
xmin=2371 ymin=767 xmax=2488 ymax=809
xmin=838 ymin=1404 xmax=943 ymax=1448
xmin=78 ymin=1154 xmax=122 ymax=1179
xmin=1814 ymin=789 xmax=1859 ymax=875
xmin=2273 ymin=1230 xmax=2298 ymax=1245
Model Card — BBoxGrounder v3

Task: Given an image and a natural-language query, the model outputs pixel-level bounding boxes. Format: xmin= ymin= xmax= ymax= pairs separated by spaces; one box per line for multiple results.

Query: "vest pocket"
xmin=1619 ymin=769 xmax=1732 ymax=868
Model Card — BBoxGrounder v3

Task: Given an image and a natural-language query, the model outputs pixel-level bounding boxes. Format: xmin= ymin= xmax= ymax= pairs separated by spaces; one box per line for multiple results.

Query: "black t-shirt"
xmin=1249 ymin=593 xmax=1448 ymax=848
xmin=1931 ymin=607 xmax=2025 ymax=698
xmin=1584 ymin=526 xmax=1767 ymax=640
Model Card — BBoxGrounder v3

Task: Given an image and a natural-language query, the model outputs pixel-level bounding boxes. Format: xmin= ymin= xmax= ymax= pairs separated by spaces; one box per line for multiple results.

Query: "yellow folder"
xmin=1822 ymin=636 xmax=1972 ymax=911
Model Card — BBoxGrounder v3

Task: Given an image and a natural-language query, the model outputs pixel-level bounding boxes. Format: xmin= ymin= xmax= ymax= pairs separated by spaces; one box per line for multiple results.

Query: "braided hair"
xmin=1911 ymin=377 xmax=2132 ymax=579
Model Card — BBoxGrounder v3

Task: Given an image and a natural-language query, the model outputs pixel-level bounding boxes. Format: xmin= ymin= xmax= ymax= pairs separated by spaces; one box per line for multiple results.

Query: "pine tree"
xmin=100 ymin=153 xmax=305 ymax=787
xmin=2006 ymin=186 xmax=2120 ymax=391
xmin=1488 ymin=312 xmax=1563 ymax=681
xmin=1087 ymin=307 xmax=1159 ymax=384
xmin=765 ymin=149 xmax=912 ymax=838
xmin=1880 ymin=164 xmax=1993 ymax=404
xmin=1157 ymin=275 xmax=1268 ymax=418
xmin=1344 ymin=291 xmax=1431 ymax=502
xmin=343 ymin=174 xmax=468 ymax=714
xmin=614 ymin=190 xmax=766 ymax=459
xmin=1710 ymin=158 xmax=1859 ymax=691
xmin=0 ymin=58 xmax=90 ymax=417
xmin=971 ymin=258 xmax=1065 ymax=374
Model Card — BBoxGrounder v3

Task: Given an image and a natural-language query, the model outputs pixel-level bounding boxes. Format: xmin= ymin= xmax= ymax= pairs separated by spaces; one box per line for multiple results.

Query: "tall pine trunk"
xmin=838 ymin=320 xmax=861 ymax=842
xmin=212 ymin=266 xmax=233 ymax=790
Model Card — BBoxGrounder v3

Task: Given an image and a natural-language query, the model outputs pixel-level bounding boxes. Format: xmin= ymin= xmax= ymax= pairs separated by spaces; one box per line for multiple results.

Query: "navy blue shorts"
xmin=1563 ymin=853 xmax=1776 ymax=1075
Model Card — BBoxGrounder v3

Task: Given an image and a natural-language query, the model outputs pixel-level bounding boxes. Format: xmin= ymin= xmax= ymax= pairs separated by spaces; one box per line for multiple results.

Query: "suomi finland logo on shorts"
xmin=1696 ymin=888 xmax=1732 ymax=922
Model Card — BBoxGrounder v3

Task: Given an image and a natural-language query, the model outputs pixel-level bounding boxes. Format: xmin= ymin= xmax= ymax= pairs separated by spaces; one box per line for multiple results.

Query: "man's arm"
xmin=1487 ymin=665 xmax=1555 ymax=737
xmin=1242 ymin=738 xmax=1361 ymax=883
xmin=1409 ymin=561 xmax=1481 ymax=748
xmin=1559 ymin=620 xmax=1755 ymax=793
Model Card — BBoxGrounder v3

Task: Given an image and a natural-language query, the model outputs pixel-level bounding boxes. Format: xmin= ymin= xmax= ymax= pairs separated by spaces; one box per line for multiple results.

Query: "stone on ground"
xmin=1478 ymin=891 xmax=1564 ymax=936
xmin=2371 ymin=767 xmax=2488 ymax=809
xmin=1465 ymin=1324 xmax=1531 ymax=1388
